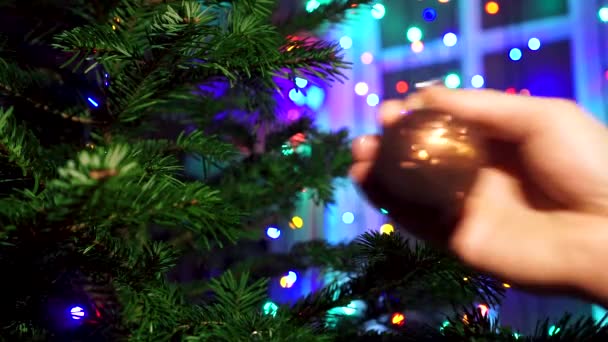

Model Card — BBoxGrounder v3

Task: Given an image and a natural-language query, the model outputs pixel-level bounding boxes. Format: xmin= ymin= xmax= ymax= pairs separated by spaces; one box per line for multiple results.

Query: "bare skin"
xmin=350 ymin=86 xmax=608 ymax=306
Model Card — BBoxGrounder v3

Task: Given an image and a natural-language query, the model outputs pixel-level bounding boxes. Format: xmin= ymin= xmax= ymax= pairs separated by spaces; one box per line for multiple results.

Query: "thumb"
xmin=450 ymin=168 xmax=566 ymax=287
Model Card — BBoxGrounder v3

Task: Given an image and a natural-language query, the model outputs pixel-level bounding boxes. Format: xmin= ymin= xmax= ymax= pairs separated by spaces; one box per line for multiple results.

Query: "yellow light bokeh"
xmin=411 ymin=40 xmax=424 ymax=53
xmin=280 ymin=276 xmax=294 ymax=288
xmin=416 ymin=149 xmax=429 ymax=160
xmin=291 ymin=216 xmax=304 ymax=229
xmin=485 ymin=1 xmax=499 ymax=15
xmin=380 ymin=223 xmax=394 ymax=234
xmin=391 ymin=313 xmax=405 ymax=326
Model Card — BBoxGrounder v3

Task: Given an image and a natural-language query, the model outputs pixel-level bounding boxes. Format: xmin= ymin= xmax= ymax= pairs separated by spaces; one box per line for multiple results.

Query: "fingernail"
xmin=353 ymin=136 xmax=377 ymax=149
xmin=403 ymin=94 xmax=425 ymax=112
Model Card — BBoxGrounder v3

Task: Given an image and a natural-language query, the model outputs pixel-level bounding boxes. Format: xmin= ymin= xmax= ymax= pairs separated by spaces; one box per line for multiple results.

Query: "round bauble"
xmin=369 ymin=109 xmax=486 ymax=232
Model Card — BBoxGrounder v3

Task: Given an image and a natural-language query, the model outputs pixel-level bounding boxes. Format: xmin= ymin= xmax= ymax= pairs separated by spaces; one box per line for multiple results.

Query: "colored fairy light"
xmin=289 ymin=88 xmax=304 ymax=102
xmin=599 ymin=7 xmax=608 ymax=22
xmin=406 ymin=27 xmax=423 ymax=42
xmin=366 ymin=93 xmax=380 ymax=107
xmin=506 ymin=87 xmax=517 ymax=94
xmin=371 ymin=3 xmax=386 ymax=19
xmin=411 ymin=40 xmax=424 ymax=53
xmin=306 ymin=0 xmax=320 ymax=12
xmin=290 ymin=216 xmax=304 ymax=229
xmin=391 ymin=313 xmax=406 ymax=326
xmin=380 ymin=223 xmax=394 ymax=234
xmin=528 ymin=37 xmax=541 ymax=50
xmin=295 ymin=77 xmax=308 ymax=88
xmin=287 ymin=109 xmax=300 ymax=121
xmin=354 ymin=82 xmax=369 ymax=96
xmin=422 ymin=8 xmax=437 ymax=22
xmin=478 ymin=304 xmax=489 ymax=317
xmin=548 ymin=325 xmax=561 ymax=336
xmin=380 ymin=208 xmax=388 ymax=214
xmin=485 ymin=1 xmax=499 ymax=15
xmin=306 ymin=86 xmax=325 ymax=110
xmin=263 ymin=301 xmax=278 ymax=317
xmin=361 ymin=52 xmax=374 ymax=64
xmin=342 ymin=212 xmax=354 ymax=224
xmin=280 ymin=271 xmax=298 ymax=288
xmin=87 ymin=97 xmax=99 ymax=108
xmin=503 ymin=283 xmax=511 ymax=288
xmin=509 ymin=48 xmax=522 ymax=61
xmin=471 ymin=75 xmax=484 ymax=88
xmin=70 ymin=306 xmax=85 ymax=320
xmin=266 ymin=226 xmax=281 ymax=239
xmin=339 ymin=36 xmax=353 ymax=49
xmin=280 ymin=276 xmax=293 ymax=288
xmin=395 ymin=81 xmax=409 ymax=94
xmin=340 ymin=301 xmax=358 ymax=315
xmin=289 ymin=88 xmax=306 ymax=105
xmin=443 ymin=32 xmax=457 ymax=47
xmin=444 ymin=73 xmax=461 ymax=88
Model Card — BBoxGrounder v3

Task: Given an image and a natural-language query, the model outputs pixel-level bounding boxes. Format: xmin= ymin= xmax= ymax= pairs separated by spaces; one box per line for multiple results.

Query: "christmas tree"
xmin=0 ymin=0 xmax=605 ymax=340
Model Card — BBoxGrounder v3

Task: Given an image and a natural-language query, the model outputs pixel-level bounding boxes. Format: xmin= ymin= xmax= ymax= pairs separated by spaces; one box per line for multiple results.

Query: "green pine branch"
xmin=26 ymin=144 xmax=244 ymax=248
xmin=189 ymin=270 xmax=330 ymax=341
xmin=49 ymin=1 xmax=351 ymax=125
xmin=440 ymin=306 xmax=608 ymax=341
xmin=349 ymin=232 xmax=504 ymax=309
xmin=0 ymin=107 xmax=53 ymax=190
xmin=277 ymin=0 xmax=376 ymax=36
xmin=0 ymin=60 xmax=99 ymax=124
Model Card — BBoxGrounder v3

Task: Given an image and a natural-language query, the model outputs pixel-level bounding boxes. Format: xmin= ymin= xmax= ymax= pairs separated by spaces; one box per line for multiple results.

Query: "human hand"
xmin=350 ymin=87 xmax=608 ymax=303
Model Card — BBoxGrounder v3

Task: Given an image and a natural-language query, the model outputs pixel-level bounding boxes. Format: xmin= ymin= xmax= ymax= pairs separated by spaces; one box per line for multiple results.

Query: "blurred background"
xmin=217 ymin=0 xmax=608 ymax=335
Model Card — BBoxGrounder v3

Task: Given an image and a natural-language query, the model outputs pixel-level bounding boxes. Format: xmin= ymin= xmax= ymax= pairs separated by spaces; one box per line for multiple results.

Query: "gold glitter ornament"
xmin=368 ymin=108 xmax=486 ymax=236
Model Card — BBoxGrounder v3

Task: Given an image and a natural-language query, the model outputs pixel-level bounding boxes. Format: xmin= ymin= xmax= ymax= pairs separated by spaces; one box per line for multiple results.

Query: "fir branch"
xmin=277 ymin=0 xmax=376 ymax=36
xmin=174 ymin=129 xmax=238 ymax=162
xmin=440 ymin=307 xmax=608 ymax=341
xmin=107 ymin=66 xmax=173 ymax=122
xmin=190 ymin=270 xmax=330 ymax=341
xmin=52 ymin=25 xmax=144 ymax=71
xmin=0 ymin=107 xmax=53 ymax=188
xmin=206 ymin=271 xmax=268 ymax=316
xmin=350 ymin=232 xmax=505 ymax=308
xmin=118 ymin=280 xmax=203 ymax=340
xmin=277 ymin=38 xmax=350 ymax=84
xmin=41 ymin=144 xmax=244 ymax=248
xmin=0 ymin=60 xmax=103 ymax=124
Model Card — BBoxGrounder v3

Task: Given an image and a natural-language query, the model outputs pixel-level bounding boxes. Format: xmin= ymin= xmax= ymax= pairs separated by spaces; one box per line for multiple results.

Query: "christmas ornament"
xmin=369 ymin=105 xmax=486 ymax=234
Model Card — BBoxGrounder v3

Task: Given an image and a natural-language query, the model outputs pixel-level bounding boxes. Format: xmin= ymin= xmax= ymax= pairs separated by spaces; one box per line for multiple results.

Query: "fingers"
xmin=377 ymin=100 xmax=411 ymax=126
xmin=349 ymin=161 xmax=374 ymax=184
xmin=380 ymin=87 xmax=582 ymax=141
xmin=351 ymin=135 xmax=379 ymax=161
xmin=350 ymin=135 xmax=379 ymax=183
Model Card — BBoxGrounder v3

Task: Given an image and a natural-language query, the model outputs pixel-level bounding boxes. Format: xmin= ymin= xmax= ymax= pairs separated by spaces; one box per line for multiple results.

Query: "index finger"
xmin=394 ymin=87 xmax=581 ymax=141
